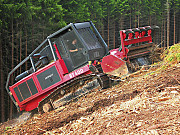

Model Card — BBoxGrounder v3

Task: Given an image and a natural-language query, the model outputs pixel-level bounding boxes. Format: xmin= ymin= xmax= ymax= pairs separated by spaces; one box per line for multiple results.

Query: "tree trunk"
xmin=25 ymin=28 xmax=28 ymax=70
xmin=130 ymin=8 xmax=132 ymax=28
xmin=20 ymin=26 xmax=22 ymax=73
xmin=164 ymin=18 xmax=166 ymax=48
xmin=173 ymin=10 xmax=175 ymax=45
xmin=16 ymin=23 xmax=19 ymax=75
xmin=119 ymin=15 xmax=124 ymax=30
xmin=135 ymin=13 xmax=137 ymax=28
xmin=10 ymin=18 xmax=14 ymax=120
xmin=0 ymin=34 xmax=5 ymax=122
xmin=138 ymin=10 xmax=140 ymax=27
xmin=161 ymin=16 xmax=163 ymax=48
xmin=32 ymin=18 xmax=34 ymax=50
xmin=100 ymin=18 xmax=104 ymax=39
xmin=113 ymin=20 xmax=115 ymax=49
xmin=107 ymin=15 xmax=110 ymax=48
xmin=167 ymin=0 xmax=170 ymax=49
xmin=134 ymin=3 xmax=137 ymax=28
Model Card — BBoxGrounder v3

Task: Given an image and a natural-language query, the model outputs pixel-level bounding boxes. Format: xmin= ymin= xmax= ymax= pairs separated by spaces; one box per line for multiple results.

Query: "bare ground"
xmin=0 ymin=63 xmax=180 ymax=135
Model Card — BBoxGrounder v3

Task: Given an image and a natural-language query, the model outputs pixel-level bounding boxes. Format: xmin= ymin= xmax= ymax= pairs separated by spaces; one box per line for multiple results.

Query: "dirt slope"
xmin=1 ymin=44 xmax=180 ymax=135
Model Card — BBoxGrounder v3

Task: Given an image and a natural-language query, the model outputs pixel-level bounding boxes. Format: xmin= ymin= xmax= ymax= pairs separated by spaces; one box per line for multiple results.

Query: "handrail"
xmin=5 ymin=39 xmax=49 ymax=110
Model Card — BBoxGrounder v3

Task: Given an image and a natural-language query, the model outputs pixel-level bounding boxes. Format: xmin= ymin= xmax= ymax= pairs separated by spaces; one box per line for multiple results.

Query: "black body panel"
xmin=37 ymin=66 xmax=61 ymax=90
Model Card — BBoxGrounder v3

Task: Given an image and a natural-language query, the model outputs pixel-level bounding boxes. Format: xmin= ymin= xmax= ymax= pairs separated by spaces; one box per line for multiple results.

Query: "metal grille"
xmin=27 ymin=79 xmax=38 ymax=95
xmin=13 ymin=87 xmax=23 ymax=102
xmin=18 ymin=82 xmax=31 ymax=100
xmin=77 ymin=27 xmax=105 ymax=60
xmin=78 ymin=27 xmax=102 ymax=50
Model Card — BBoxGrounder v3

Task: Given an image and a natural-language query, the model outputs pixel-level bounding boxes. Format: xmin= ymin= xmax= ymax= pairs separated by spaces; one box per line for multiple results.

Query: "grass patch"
xmin=164 ymin=43 xmax=180 ymax=64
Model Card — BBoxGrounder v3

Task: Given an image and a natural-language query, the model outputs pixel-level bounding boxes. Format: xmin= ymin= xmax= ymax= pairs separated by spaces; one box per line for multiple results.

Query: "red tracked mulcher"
xmin=6 ymin=21 xmax=159 ymax=113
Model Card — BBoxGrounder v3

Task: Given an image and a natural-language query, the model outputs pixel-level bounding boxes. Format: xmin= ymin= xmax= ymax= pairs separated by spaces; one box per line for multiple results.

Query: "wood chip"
xmin=158 ymin=97 xmax=171 ymax=101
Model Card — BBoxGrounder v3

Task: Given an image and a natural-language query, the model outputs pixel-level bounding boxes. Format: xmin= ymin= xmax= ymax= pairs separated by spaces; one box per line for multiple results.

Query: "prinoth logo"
xmin=45 ymin=73 xmax=53 ymax=80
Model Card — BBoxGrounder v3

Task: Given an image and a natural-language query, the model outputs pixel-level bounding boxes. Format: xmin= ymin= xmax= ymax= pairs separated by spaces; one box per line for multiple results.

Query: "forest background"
xmin=0 ymin=0 xmax=179 ymax=122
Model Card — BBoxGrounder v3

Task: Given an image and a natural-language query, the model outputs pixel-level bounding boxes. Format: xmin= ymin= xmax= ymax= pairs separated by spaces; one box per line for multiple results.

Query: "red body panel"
xmin=101 ymin=48 xmax=129 ymax=76
xmin=101 ymin=48 xmax=128 ymax=73
xmin=9 ymin=59 xmax=91 ymax=111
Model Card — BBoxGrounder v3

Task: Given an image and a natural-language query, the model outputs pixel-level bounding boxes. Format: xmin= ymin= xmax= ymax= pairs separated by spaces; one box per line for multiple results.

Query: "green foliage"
xmin=111 ymin=0 xmax=129 ymax=17
xmin=5 ymin=126 xmax=11 ymax=131
xmin=164 ymin=43 xmax=180 ymax=64
xmin=59 ymin=0 xmax=91 ymax=23
xmin=84 ymin=0 xmax=104 ymax=24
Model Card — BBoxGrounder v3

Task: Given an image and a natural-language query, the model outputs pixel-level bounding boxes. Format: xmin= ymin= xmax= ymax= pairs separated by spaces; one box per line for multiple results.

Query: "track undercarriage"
xmin=38 ymin=73 xmax=110 ymax=114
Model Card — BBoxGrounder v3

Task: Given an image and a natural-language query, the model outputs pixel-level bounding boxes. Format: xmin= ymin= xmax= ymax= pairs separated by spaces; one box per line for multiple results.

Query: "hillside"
xmin=0 ymin=44 xmax=180 ymax=135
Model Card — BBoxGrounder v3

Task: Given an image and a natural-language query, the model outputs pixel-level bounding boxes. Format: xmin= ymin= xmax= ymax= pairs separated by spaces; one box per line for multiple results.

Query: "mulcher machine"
xmin=6 ymin=21 xmax=158 ymax=113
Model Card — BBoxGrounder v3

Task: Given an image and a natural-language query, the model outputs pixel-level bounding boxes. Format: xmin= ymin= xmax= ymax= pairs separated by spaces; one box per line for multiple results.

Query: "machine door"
xmin=55 ymin=30 xmax=88 ymax=72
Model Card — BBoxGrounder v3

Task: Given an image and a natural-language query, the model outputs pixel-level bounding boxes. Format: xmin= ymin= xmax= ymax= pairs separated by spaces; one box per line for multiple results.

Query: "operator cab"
xmin=52 ymin=21 xmax=108 ymax=72
xmin=55 ymin=30 xmax=87 ymax=72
